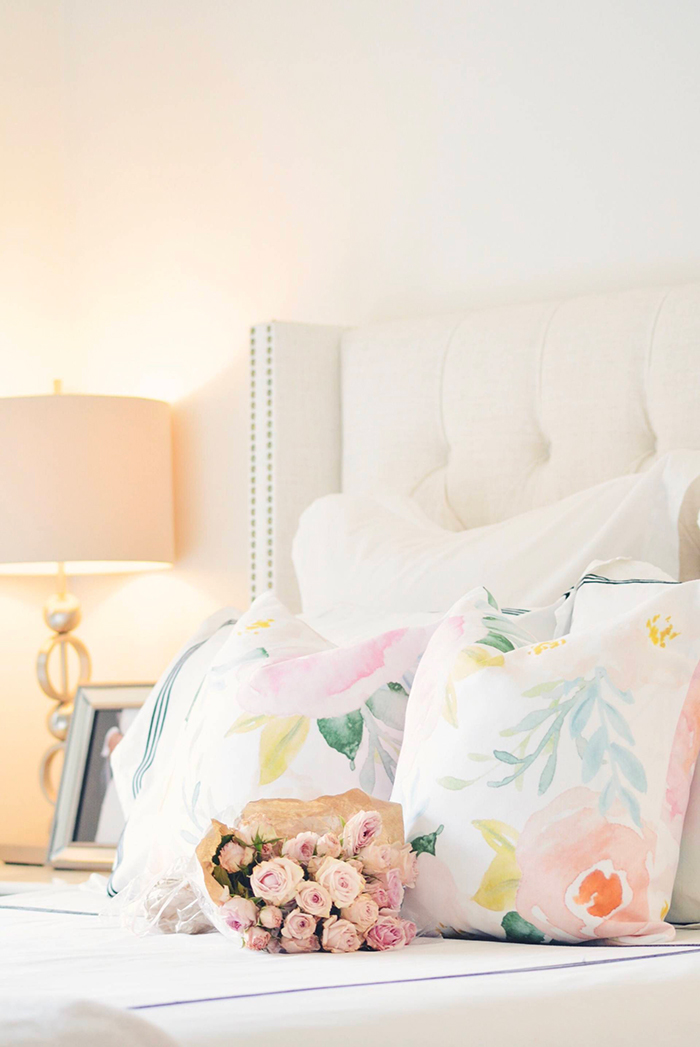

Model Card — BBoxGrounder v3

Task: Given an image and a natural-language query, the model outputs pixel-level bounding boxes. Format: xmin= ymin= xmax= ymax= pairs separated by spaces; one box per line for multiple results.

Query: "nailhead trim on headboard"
xmin=249 ymin=324 xmax=275 ymax=601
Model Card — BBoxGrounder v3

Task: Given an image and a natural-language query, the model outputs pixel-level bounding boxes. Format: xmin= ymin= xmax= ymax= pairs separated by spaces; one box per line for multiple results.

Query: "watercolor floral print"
xmin=394 ymin=581 xmax=700 ymax=945
xmin=150 ymin=591 xmax=440 ymax=863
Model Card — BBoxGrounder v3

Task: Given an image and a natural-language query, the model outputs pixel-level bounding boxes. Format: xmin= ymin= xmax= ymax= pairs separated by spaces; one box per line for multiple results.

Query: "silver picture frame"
xmin=48 ymin=682 xmax=152 ymax=871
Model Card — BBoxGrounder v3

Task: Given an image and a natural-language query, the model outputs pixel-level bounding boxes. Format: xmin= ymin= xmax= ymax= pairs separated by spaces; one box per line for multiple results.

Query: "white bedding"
xmin=3 ymin=887 xmax=700 ymax=1046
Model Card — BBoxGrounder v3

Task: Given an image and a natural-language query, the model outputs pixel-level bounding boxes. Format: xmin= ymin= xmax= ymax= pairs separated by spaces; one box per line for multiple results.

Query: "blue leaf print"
xmin=503 ymin=707 xmax=558 ymax=735
xmin=570 ymin=690 xmax=595 ymax=738
xmin=610 ymin=743 xmax=647 ymax=793
xmin=538 ymin=749 xmax=557 ymax=794
xmin=601 ymin=701 xmax=635 ymax=745
xmin=599 ymin=777 xmax=617 ymax=814
xmin=620 ymin=786 xmax=642 ymax=828
xmin=581 ymin=726 xmax=607 ymax=782
xmin=493 ymin=749 xmax=523 ymax=765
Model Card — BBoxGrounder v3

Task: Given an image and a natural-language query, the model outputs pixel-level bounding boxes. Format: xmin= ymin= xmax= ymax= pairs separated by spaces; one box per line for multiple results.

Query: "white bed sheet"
xmin=2 ymin=887 xmax=700 ymax=1046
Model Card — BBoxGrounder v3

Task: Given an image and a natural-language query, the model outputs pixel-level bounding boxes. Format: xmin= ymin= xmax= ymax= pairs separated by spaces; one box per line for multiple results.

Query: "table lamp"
xmin=0 ymin=383 xmax=174 ymax=801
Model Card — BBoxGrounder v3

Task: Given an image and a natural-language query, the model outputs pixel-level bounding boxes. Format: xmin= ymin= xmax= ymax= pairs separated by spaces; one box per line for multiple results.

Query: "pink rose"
xmin=296 ymin=880 xmax=332 ymax=918
xmin=516 ymin=787 xmax=661 ymax=941
xmin=346 ymin=858 xmax=364 ymax=873
xmin=402 ymin=919 xmax=417 ymax=944
xmin=306 ymin=857 xmax=323 ymax=877
xmin=340 ymin=893 xmax=380 ymax=933
xmin=314 ymin=856 xmax=364 ymax=907
xmin=281 ymin=933 xmax=320 ymax=954
xmin=364 ymin=879 xmax=390 ymax=908
xmin=316 ymin=833 xmax=341 ymax=858
xmin=392 ymin=844 xmax=419 ymax=888
xmin=282 ymin=831 xmax=319 ymax=864
xmin=358 ymin=843 xmax=392 ymax=875
xmin=221 ymin=895 xmax=258 ymax=933
xmin=250 ymin=857 xmax=305 ymax=906
xmin=236 ymin=820 xmax=277 ymax=846
xmin=258 ymin=905 xmax=283 ymax=929
xmin=245 ymin=926 xmax=271 ymax=951
xmin=321 ymin=916 xmax=363 ymax=953
xmin=342 ymin=810 xmax=383 ymax=855
xmin=219 ymin=840 xmax=254 ymax=874
xmin=375 ymin=868 xmax=404 ymax=911
xmin=365 ymin=914 xmax=408 ymax=951
xmin=281 ymin=908 xmax=317 ymax=941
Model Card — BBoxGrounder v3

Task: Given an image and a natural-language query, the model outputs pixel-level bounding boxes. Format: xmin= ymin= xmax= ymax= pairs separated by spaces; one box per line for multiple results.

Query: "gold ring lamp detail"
xmin=0 ymin=381 xmax=174 ymax=802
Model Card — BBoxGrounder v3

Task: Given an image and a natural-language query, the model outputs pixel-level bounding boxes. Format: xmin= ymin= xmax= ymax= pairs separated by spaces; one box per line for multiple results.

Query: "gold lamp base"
xmin=37 ymin=565 xmax=91 ymax=803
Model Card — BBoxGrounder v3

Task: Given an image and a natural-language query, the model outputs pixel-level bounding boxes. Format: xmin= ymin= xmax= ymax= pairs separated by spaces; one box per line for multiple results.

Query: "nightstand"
xmin=0 ymin=861 xmax=92 ymax=896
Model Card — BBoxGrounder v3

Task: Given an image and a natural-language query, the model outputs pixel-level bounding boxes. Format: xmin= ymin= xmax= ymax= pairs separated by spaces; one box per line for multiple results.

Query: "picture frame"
xmin=48 ymin=682 xmax=153 ymax=871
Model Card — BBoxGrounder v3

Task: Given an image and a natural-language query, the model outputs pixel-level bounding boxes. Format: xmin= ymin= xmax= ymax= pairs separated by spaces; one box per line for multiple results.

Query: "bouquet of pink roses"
xmin=199 ymin=806 xmax=418 ymax=953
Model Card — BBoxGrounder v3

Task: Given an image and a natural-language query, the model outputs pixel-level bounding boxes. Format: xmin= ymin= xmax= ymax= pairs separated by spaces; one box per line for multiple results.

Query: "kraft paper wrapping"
xmin=196 ymin=789 xmax=404 ymax=906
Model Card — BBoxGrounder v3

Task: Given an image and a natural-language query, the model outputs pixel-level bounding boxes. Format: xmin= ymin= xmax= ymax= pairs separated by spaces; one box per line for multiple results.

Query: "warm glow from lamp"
xmin=0 ymin=561 xmax=171 ymax=576
xmin=0 ymin=383 xmax=175 ymax=802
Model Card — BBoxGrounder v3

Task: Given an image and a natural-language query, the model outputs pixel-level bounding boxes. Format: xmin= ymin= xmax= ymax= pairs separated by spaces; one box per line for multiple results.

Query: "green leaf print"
xmin=478 ymin=631 xmax=516 ymax=653
xmin=317 ymin=710 xmax=364 ymax=765
xmin=410 ymin=825 xmax=444 ymax=856
xmin=366 ymin=686 xmax=408 ymax=730
xmin=437 ymin=776 xmax=473 ymax=790
xmin=501 ymin=911 xmax=545 ymax=944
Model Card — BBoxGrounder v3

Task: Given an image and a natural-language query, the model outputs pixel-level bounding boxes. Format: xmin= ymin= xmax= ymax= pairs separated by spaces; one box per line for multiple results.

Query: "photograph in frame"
xmin=48 ymin=683 xmax=152 ymax=870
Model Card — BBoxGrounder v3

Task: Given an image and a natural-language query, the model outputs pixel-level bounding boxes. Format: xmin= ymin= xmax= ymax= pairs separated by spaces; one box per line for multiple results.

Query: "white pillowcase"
xmin=293 ymin=451 xmax=700 ymax=616
xmin=394 ymin=578 xmax=700 ymax=944
xmin=114 ymin=592 xmax=438 ymax=894
xmin=109 ymin=607 xmax=240 ymax=894
xmin=562 ymin=558 xmax=700 ymax=925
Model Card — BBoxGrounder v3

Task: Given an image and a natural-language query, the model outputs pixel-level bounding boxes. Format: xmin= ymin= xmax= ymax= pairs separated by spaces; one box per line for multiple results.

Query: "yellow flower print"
xmin=237 ymin=618 xmax=274 ymax=635
xmin=443 ymin=646 xmax=505 ymax=726
xmin=646 ymin=614 xmax=679 ymax=648
xmin=528 ymin=639 xmax=567 ymax=656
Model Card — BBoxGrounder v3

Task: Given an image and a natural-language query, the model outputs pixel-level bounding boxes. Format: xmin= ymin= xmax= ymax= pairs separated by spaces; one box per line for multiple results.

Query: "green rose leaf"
xmin=317 ymin=709 xmax=364 ymax=764
xmin=501 ymin=911 xmax=545 ymax=944
xmin=410 ymin=824 xmax=444 ymax=856
xmin=212 ymin=864 xmax=233 ymax=892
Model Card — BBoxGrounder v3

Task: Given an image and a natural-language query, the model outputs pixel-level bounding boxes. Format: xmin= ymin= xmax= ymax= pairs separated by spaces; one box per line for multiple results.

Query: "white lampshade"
xmin=0 ymin=393 xmax=174 ymax=575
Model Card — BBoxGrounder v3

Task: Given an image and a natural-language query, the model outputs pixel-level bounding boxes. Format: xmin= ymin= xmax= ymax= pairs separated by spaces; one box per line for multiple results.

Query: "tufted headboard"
xmin=250 ymin=283 xmax=700 ymax=610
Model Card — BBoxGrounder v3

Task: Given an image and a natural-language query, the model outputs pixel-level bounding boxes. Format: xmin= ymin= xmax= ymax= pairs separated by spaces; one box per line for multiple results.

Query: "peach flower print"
xmin=515 ymin=787 xmax=667 ymax=942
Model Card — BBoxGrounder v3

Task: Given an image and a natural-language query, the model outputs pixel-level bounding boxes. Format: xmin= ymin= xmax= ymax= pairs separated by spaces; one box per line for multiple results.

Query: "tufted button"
xmin=540 ymin=438 xmax=552 ymax=462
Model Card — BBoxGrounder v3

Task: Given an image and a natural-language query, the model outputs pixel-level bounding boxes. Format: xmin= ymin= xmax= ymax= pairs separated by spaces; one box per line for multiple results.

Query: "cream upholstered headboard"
xmin=250 ymin=283 xmax=700 ymax=611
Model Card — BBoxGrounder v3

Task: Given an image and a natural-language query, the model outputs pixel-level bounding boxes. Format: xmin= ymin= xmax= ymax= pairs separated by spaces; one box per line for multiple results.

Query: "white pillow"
xmin=293 ymin=451 xmax=700 ymax=616
xmin=563 ymin=558 xmax=700 ymax=925
xmin=109 ymin=607 xmax=240 ymax=894
xmin=394 ymin=579 xmax=700 ymax=944
xmin=115 ymin=592 xmax=438 ymax=894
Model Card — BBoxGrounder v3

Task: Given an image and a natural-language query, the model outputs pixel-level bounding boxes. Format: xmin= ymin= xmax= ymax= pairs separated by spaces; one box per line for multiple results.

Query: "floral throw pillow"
xmin=393 ymin=582 xmax=700 ymax=945
xmin=120 ymin=593 xmax=438 ymax=893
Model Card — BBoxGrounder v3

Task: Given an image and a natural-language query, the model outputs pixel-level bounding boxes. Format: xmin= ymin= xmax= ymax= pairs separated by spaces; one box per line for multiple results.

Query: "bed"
xmin=4 ymin=282 xmax=700 ymax=1045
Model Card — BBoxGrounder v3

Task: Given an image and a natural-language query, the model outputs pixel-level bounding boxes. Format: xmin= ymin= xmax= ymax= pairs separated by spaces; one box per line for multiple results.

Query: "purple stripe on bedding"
xmin=0 ymin=905 xmax=99 ymax=916
xmin=129 ymin=946 xmax=700 ymax=1012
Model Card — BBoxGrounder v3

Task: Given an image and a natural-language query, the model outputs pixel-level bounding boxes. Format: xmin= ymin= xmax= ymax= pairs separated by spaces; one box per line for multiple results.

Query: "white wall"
xmin=3 ymin=0 xmax=700 ymax=847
